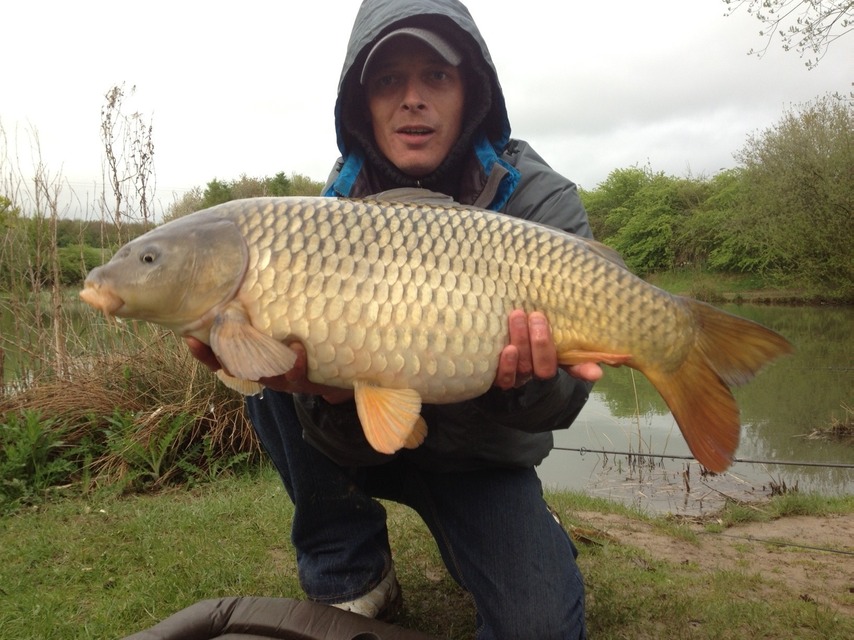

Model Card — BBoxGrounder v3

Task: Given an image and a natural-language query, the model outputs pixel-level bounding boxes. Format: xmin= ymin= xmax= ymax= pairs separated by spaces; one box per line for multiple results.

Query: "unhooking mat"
xmin=122 ymin=596 xmax=440 ymax=640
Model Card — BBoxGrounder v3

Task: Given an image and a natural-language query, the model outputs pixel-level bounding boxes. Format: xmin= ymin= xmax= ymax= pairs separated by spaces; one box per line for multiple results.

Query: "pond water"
xmin=537 ymin=304 xmax=854 ymax=515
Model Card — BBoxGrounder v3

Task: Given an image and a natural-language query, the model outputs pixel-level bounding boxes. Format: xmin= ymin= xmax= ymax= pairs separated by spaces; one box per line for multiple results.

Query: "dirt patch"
xmin=573 ymin=511 xmax=854 ymax=613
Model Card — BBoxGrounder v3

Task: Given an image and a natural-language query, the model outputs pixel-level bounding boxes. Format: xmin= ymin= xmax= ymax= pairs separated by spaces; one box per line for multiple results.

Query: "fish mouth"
xmin=79 ymin=282 xmax=124 ymax=317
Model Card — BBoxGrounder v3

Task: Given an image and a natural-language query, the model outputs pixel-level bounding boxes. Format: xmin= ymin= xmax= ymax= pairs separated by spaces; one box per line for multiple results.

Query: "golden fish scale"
xmin=226 ymin=197 xmax=694 ymax=400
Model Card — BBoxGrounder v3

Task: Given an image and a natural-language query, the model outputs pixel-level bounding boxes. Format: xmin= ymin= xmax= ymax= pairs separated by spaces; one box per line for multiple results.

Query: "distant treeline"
xmin=0 ymin=172 xmax=325 ymax=290
xmin=581 ymin=96 xmax=852 ymax=300
xmin=163 ymin=171 xmax=327 ymax=222
xmin=1 ymin=97 xmax=851 ymax=301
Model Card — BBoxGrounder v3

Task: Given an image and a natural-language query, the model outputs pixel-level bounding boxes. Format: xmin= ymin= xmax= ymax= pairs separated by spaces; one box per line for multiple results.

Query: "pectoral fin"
xmin=557 ymin=349 xmax=633 ymax=367
xmin=353 ymin=380 xmax=427 ymax=454
xmin=210 ymin=302 xmax=298 ymax=381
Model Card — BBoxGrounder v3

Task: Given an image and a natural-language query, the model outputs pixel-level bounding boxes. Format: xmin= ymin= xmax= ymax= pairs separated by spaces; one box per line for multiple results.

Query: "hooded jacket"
xmin=296 ymin=0 xmax=593 ymax=471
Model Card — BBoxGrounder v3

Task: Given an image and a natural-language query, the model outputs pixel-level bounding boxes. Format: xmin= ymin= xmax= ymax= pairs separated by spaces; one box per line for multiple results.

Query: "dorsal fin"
xmin=582 ymin=238 xmax=629 ymax=269
xmin=372 ymin=188 xmax=455 ymax=206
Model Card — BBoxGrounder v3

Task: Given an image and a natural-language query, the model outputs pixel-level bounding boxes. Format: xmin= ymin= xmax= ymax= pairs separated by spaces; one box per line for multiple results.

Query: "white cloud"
xmin=2 ymin=0 xmax=851 ymax=214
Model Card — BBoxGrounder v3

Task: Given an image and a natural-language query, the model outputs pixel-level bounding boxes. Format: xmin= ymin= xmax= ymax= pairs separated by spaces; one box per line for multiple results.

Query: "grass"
xmin=0 ymin=467 xmax=303 ymax=639
xmin=2 ymin=468 xmax=852 ymax=640
xmin=694 ymin=490 xmax=854 ymax=533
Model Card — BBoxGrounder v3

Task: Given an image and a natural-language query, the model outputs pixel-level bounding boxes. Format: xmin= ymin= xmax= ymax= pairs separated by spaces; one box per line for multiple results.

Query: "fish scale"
xmin=233 ymin=197 xmax=519 ymax=399
xmin=80 ymin=190 xmax=793 ymax=471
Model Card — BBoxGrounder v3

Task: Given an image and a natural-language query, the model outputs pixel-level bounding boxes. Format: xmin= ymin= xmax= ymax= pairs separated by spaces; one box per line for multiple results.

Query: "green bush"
xmin=58 ymin=244 xmax=109 ymax=285
xmin=0 ymin=410 xmax=75 ymax=512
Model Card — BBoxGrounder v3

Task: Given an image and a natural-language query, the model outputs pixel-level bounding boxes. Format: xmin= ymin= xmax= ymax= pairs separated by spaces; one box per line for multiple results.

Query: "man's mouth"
xmin=396 ymin=127 xmax=434 ymax=136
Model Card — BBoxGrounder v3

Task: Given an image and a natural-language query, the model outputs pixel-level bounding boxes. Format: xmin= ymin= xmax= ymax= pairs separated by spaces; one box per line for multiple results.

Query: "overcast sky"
xmin=3 ymin=0 xmax=852 ymax=217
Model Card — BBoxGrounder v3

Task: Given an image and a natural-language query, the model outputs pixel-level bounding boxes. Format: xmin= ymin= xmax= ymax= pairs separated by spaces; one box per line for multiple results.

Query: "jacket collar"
xmin=324 ymin=132 xmax=519 ymax=212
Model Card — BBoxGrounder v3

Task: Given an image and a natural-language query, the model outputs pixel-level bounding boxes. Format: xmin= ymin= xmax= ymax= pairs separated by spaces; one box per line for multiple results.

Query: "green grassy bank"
xmin=1 ymin=467 xmax=852 ymax=639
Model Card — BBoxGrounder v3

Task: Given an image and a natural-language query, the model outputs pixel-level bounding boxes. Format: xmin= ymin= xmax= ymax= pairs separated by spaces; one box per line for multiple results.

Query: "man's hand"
xmin=493 ymin=310 xmax=603 ymax=390
xmin=183 ymin=336 xmax=354 ymax=404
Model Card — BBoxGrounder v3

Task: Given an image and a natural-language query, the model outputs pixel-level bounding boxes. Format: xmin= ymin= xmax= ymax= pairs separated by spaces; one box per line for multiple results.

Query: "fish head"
xmin=80 ymin=212 xmax=249 ymax=333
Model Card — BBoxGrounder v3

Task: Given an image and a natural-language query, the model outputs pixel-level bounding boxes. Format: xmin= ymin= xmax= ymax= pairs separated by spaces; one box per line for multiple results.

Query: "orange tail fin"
xmin=644 ymin=299 xmax=793 ymax=473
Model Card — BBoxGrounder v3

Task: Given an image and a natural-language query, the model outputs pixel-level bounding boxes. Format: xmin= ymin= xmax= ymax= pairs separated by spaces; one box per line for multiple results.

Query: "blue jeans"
xmin=246 ymin=391 xmax=586 ymax=640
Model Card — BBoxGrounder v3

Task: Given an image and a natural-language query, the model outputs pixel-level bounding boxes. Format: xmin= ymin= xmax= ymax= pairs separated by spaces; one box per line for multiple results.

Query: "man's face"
xmin=363 ymin=39 xmax=465 ymax=178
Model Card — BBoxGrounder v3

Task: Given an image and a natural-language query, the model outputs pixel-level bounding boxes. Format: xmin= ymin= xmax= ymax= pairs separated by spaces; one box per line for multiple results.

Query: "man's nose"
xmin=401 ymin=80 xmax=426 ymax=110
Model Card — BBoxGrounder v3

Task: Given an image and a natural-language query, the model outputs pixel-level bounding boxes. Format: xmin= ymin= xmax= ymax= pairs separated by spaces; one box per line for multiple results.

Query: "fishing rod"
xmin=697 ymin=531 xmax=854 ymax=557
xmin=552 ymin=446 xmax=854 ymax=469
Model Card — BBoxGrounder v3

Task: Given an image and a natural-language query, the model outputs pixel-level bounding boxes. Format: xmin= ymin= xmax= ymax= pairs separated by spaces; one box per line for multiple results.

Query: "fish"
xmin=79 ymin=189 xmax=793 ymax=472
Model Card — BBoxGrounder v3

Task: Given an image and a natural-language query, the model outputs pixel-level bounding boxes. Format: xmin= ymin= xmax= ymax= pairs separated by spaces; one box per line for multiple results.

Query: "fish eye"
xmin=140 ymin=247 xmax=160 ymax=265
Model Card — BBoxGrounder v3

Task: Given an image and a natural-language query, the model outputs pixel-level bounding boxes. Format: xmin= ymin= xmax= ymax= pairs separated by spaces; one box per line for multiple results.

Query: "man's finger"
xmin=283 ymin=341 xmax=309 ymax=383
xmin=183 ymin=336 xmax=222 ymax=372
xmin=564 ymin=362 xmax=604 ymax=383
xmin=508 ymin=309 xmax=533 ymax=378
xmin=528 ymin=312 xmax=558 ymax=379
xmin=494 ymin=345 xmax=520 ymax=390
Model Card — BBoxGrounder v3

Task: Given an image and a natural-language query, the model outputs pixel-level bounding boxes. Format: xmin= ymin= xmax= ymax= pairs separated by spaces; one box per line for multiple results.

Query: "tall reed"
xmin=0 ymin=89 xmax=259 ymax=507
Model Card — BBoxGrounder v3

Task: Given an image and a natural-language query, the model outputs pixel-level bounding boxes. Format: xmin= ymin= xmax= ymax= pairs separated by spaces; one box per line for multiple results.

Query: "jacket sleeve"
xmin=438 ymin=371 xmax=592 ymax=434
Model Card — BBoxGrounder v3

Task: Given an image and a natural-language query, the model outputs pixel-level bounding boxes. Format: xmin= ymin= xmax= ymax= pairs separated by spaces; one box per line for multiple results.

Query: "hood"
xmin=334 ymin=0 xmax=511 ymax=159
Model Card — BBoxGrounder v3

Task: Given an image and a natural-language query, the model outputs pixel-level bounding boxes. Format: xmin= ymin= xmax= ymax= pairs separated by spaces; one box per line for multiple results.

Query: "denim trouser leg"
xmin=369 ymin=464 xmax=587 ymax=640
xmin=246 ymin=391 xmax=585 ymax=638
xmin=245 ymin=390 xmax=391 ymax=602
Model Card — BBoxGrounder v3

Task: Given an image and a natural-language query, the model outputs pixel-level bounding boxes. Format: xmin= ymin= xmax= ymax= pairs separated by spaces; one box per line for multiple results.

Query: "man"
xmin=189 ymin=1 xmax=599 ymax=637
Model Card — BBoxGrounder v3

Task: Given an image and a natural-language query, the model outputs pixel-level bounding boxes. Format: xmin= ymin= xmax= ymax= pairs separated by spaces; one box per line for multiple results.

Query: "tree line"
xmin=0 ymin=173 xmax=325 ymax=290
xmin=163 ymin=171 xmax=326 ymax=221
xmin=582 ymin=95 xmax=851 ymax=300
xmin=1 ymin=95 xmax=851 ymax=301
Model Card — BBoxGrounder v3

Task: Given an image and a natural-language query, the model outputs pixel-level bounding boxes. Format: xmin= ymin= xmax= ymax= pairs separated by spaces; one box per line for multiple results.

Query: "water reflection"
xmin=538 ymin=304 xmax=854 ymax=514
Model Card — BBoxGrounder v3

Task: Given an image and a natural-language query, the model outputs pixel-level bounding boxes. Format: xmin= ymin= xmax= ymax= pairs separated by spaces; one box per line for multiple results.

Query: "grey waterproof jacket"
xmin=297 ymin=0 xmax=593 ymax=471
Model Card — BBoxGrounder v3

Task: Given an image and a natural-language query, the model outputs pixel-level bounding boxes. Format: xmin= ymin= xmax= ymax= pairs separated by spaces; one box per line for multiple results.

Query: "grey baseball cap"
xmin=360 ymin=27 xmax=463 ymax=84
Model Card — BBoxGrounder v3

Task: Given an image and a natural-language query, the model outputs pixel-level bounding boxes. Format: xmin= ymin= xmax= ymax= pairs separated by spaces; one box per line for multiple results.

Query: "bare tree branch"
xmin=99 ymin=83 xmax=157 ymax=243
xmin=723 ymin=0 xmax=854 ymax=68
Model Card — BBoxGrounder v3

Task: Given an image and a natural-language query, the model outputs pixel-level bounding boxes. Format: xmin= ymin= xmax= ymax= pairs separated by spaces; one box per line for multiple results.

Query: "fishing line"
xmin=553 ymin=446 xmax=854 ymax=469
xmin=697 ymin=531 xmax=854 ymax=556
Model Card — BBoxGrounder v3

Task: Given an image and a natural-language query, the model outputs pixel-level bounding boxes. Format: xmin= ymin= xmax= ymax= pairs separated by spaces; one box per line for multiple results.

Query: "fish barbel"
xmin=79 ymin=189 xmax=793 ymax=471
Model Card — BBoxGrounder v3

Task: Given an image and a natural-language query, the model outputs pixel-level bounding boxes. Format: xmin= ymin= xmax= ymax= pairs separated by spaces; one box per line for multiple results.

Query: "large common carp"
xmin=80 ymin=190 xmax=792 ymax=472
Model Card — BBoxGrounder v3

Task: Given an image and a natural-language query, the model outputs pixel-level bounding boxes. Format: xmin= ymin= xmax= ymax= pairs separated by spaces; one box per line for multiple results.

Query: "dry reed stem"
xmin=1 ymin=327 xmax=259 ymax=457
